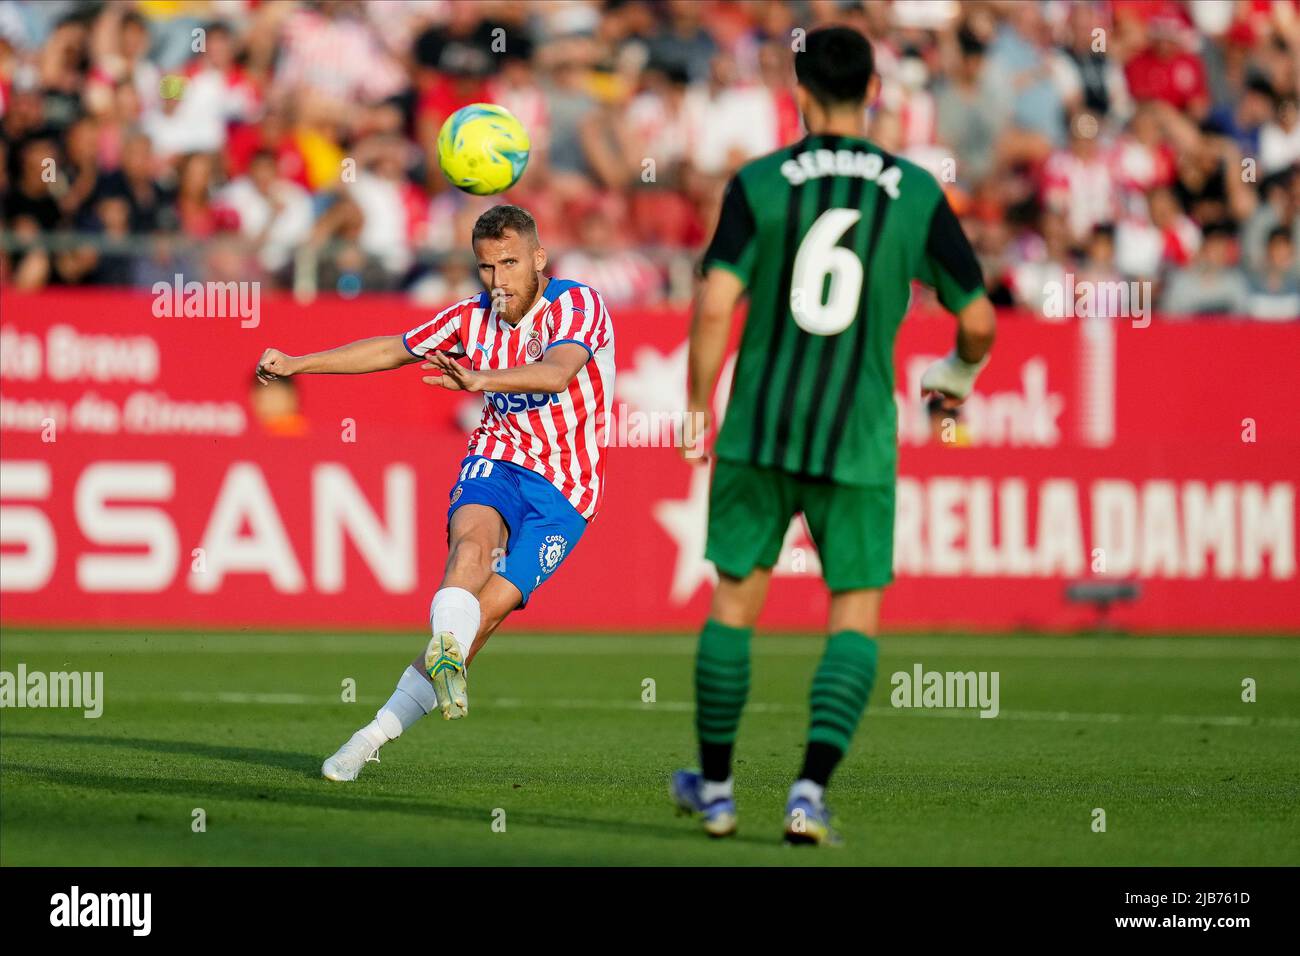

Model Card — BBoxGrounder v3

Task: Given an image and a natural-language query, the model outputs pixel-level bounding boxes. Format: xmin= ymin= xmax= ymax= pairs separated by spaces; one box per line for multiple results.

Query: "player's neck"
xmin=806 ymin=110 xmax=868 ymax=141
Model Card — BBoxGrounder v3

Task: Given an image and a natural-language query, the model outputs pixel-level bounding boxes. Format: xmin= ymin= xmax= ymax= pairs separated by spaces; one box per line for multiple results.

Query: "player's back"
xmin=704 ymin=133 xmax=984 ymax=486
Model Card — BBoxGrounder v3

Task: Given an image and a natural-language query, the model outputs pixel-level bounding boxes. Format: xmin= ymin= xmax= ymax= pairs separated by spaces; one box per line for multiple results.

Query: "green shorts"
xmin=704 ymin=458 xmax=895 ymax=592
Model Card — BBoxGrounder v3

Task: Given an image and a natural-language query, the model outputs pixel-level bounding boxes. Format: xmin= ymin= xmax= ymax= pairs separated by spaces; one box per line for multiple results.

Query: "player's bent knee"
xmin=446 ymin=537 xmax=493 ymax=574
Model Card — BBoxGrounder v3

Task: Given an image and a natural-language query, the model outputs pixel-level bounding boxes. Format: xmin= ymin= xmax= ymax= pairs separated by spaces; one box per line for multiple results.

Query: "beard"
xmin=496 ymin=271 xmax=541 ymax=324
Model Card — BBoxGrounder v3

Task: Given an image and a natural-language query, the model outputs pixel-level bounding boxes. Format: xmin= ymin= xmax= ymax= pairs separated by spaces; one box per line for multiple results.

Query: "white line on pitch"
xmin=101 ymin=690 xmax=1300 ymax=728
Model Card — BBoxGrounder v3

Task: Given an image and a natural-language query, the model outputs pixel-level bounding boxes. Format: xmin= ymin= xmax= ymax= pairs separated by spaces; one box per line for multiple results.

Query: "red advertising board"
xmin=1 ymin=288 xmax=1295 ymax=632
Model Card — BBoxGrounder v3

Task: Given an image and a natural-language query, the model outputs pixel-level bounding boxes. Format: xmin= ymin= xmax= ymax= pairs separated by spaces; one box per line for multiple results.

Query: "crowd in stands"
xmin=1 ymin=0 xmax=1297 ymax=319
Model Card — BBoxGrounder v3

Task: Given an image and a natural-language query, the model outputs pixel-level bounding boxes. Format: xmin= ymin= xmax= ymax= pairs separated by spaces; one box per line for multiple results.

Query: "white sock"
xmin=430 ymin=586 xmax=481 ymax=662
xmin=361 ymin=666 xmax=440 ymax=747
xmin=701 ymin=776 xmax=733 ymax=803
xmin=789 ymin=779 xmax=825 ymax=806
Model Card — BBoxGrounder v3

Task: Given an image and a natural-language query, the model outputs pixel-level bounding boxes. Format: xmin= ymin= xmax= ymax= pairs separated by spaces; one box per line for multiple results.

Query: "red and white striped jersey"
xmin=402 ymin=277 xmax=616 ymax=520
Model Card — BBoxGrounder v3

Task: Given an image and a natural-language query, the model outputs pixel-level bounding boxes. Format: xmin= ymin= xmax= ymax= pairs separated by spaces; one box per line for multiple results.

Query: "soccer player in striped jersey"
xmin=670 ymin=27 xmax=996 ymax=844
xmin=255 ymin=204 xmax=615 ymax=781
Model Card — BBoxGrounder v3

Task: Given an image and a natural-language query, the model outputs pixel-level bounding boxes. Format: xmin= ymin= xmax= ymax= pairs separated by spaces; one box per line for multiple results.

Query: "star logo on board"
xmin=627 ymin=338 xmax=815 ymax=604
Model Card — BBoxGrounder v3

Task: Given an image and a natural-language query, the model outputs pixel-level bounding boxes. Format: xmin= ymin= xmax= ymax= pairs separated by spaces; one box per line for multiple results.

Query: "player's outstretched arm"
xmin=255 ymin=335 xmax=419 ymax=383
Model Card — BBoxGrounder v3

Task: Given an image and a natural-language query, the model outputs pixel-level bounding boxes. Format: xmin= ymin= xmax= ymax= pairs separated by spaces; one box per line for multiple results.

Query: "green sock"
xmin=807 ymin=630 xmax=878 ymax=754
xmin=694 ymin=619 xmax=752 ymax=779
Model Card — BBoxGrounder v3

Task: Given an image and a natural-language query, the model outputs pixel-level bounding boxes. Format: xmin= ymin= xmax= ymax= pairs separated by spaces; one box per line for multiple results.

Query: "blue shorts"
xmin=446 ymin=455 xmax=587 ymax=609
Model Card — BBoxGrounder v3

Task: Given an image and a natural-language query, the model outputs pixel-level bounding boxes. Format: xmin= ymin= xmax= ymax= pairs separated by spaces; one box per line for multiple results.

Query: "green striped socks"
xmin=807 ymin=630 xmax=878 ymax=754
xmin=694 ymin=619 xmax=752 ymax=780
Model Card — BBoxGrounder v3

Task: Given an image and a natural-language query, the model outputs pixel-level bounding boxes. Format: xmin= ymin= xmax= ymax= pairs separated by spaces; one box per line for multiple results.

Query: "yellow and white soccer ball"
xmin=436 ymin=103 xmax=531 ymax=196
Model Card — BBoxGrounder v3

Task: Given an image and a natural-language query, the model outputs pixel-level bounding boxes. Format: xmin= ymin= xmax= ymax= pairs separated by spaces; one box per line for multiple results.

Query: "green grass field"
xmin=1 ymin=630 xmax=1297 ymax=866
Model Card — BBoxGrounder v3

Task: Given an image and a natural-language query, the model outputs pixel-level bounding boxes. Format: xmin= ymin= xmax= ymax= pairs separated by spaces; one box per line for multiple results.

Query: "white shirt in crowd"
xmin=217 ymin=176 xmax=315 ymax=273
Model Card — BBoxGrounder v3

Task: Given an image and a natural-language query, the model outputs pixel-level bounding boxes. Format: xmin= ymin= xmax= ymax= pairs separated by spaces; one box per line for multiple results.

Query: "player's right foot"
xmin=425 ymin=630 xmax=468 ymax=719
xmin=782 ymin=795 xmax=842 ymax=847
xmin=670 ymin=769 xmax=737 ymax=838
xmin=321 ymin=731 xmax=381 ymax=782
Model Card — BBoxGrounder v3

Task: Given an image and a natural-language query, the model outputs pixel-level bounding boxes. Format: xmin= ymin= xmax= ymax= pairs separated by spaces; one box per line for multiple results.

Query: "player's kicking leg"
xmin=323 ymin=454 xmax=587 ymax=782
xmin=322 ymin=505 xmax=514 ymax=782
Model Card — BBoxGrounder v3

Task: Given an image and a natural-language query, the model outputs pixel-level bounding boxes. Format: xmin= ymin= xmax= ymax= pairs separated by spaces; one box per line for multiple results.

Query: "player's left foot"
xmin=782 ymin=794 xmax=842 ymax=847
xmin=321 ymin=730 xmax=381 ymax=782
xmin=670 ymin=769 xmax=737 ymax=838
xmin=424 ymin=630 xmax=468 ymax=719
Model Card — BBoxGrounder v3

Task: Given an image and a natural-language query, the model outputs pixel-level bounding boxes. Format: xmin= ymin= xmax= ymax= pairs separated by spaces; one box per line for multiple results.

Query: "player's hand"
xmin=924 ymin=390 xmax=965 ymax=412
xmin=256 ymin=348 xmax=299 ymax=384
xmin=422 ymin=352 xmax=483 ymax=392
xmin=920 ymin=350 xmax=987 ymax=408
xmin=681 ymin=403 xmax=712 ymax=464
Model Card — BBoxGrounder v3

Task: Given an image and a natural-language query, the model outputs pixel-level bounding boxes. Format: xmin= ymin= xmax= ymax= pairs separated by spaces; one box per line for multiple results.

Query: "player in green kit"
xmin=670 ymin=26 xmax=996 ymax=845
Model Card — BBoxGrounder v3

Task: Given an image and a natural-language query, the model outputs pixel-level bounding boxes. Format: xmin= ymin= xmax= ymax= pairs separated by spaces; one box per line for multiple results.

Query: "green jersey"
xmin=701 ymin=133 xmax=985 ymax=485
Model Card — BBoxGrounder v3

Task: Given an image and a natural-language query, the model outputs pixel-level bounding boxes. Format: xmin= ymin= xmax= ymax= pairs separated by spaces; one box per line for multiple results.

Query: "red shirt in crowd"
xmin=1123 ymin=47 xmax=1208 ymax=112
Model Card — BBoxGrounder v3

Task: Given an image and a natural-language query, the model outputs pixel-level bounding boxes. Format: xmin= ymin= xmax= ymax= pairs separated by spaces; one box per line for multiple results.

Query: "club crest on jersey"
xmin=489 ymin=391 xmax=560 ymax=414
xmin=538 ymin=534 xmax=567 ymax=573
xmin=526 ymin=333 xmax=543 ymax=361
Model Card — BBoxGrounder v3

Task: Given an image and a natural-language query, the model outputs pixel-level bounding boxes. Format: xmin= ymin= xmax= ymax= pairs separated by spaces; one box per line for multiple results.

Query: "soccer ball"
xmin=436 ymin=103 xmax=531 ymax=196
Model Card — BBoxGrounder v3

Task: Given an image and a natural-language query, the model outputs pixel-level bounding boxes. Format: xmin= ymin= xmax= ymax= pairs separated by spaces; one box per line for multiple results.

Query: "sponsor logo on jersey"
xmin=488 ymin=391 xmax=561 ymax=415
xmin=538 ymin=534 xmax=568 ymax=573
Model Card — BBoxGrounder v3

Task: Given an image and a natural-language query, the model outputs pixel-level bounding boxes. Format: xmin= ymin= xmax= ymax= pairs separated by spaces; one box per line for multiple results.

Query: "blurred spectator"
xmin=410 ymin=251 xmax=482 ymax=307
xmin=1059 ymin=3 xmax=1132 ymax=122
xmin=934 ymin=27 xmax=1004 ymax=186
xmin=84 ymin=8 xmax=160 ymax=119
xmin=1110 ymin=103 xmax=1176 ymax=203
xmin=644 ymin=0 xmax=717 ymax=84
xmin=250 ymin=374 xmax=309 ymax=437
xmin=553 ymin=194 xmax=663 ymax=306
xmin=1008 ymin=210 xmax=1074 ymax=317
xmin=1160 ymin=223 xmax=1250 ymax=316
xmin=4 ymin=136 xmax=64 ymax=288
xmin=1042 ymin=110 xmax=1118 ymax=245
xmin=86 ymin=192 xmax=135 ymax=286
xmin=272 ymin=1 xmax=406 ymax=116
xmin=216 ymin=149 xmax=314 ymax=275
xmin=174 ymin=151 xmax=227 ymax=238
xmin=985 ymin=3 xmax=1071 ymax=149
xmin=683 ymin=52 xmax=776 ymax=177
xmin=1172 ymin=132 xmax=1255 ymax=226
xmin=344 ymin=133 xmax=424 ymax=278
xmin=226 ymin=107 xmax=311 ymax=188
xmin=1246 ymin=226 xmax=1300 ymax=321
xmin=94 ymin=131 xmax=173 ymax=233
xmin=58 ymin=114 xmax=101 ymax=222
xmin=1123 ymin=15 xmax=1210 ymax=120
xmin=1240 ymin=167 xmax=1300 ymax=275
xmin=1077 ymin=223 xmax=1123 ymax=289
xmin=1204 ymin=75 xmax=1276 ymax=157
xmin=1259 ymin=95 xmax=1300 ymax=175
xmin=1115 ymin=185 xmax=1201 ymax=277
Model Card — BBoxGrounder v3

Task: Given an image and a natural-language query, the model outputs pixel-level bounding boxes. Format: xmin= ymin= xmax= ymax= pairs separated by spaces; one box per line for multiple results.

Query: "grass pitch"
xmin=1 ymin=630 xmax=1297 ymax=866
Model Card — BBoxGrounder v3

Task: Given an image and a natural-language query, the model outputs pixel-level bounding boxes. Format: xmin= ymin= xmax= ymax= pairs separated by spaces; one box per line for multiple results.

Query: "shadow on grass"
xmin=0 ymin=752 xmax=778 ymax=850
xmin=3 ymin=730 xmax=317 ymax=777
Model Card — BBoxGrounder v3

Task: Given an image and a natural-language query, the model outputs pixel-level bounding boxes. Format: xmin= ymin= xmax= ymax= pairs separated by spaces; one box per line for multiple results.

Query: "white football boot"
xmin=321 ymin=730 xmax=382 ymax=782
xmin=424 ymin=630 xmax=468 ymax=719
